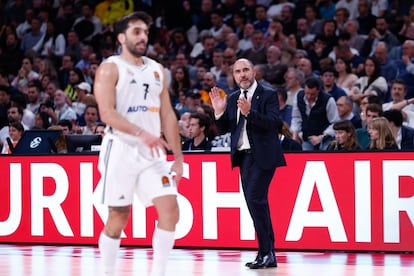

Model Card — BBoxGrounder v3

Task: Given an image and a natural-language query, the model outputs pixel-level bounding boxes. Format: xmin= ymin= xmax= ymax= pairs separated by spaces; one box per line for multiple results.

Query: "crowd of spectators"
xmin=0 ymin=0 xmax=414 ymax=154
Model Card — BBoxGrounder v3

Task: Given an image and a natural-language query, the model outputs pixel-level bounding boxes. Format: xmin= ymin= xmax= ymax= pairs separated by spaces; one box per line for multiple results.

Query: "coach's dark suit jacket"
xmin=215 ymin=84 xmax=286 ymax=169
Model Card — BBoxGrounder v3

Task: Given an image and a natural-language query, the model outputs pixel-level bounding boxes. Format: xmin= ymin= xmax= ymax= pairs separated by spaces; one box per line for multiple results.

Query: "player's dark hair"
xmin=113 ymin=11 xmax=153 ymax=37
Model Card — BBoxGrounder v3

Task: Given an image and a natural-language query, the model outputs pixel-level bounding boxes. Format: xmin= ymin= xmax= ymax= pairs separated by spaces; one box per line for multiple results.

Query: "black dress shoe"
xmin=249 ymin=252 xmax=277 ymax=269
xmin=245 ymin=254 xmax=262 ymax=267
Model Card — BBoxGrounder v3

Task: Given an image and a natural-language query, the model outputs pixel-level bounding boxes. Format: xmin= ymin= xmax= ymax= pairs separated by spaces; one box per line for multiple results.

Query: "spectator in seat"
xmin=20 ymin=16 xmax=44 ymax=54
xmin=394 ymin=40 xmax=414 ymax=99
xmin=26 ymin=82 xmax=42 ymax=115
xmin=356 ymin=103 xmax=382 ymax=149
xmin=320 ymin=67 xmax=347 ymax=101
xmin=199 ymin=72 xmax=225 ymax=106
xmin=64 ymin=68 xmax=85 ymax=102
xmin=356 ymin=0 xmax=377 ymax=35
xmin=72 ymin=82 xmax=93 ymax=118
xmin=284 ymin=68 xmax=305 ymax=106
xmin=262 ymin=45 xmax=288 ymax=87
xmin=57 ymin=119 xmax=73 ymax=135
xmin=0 ymin=106 xmax=29 ymax=147
xmin=72 ymin=3 xmax=103 ymax=43
xmin=94 ymin=122 xmax=106 ymax=139
xmin=53 ymin=89 xmax=77 ymax=124
xmin=193 ymin=33 xmax=216 ymax=68
xmin=11 ymin=56 xmax=40 ymax=94
xmin=399 ymin=4 xmax=414 ymax=40
xmin=335 ymin=44 xmax=365 ymax=77
xmin=335 ymin=56 xmax=358 ymax=94
xmin=305 ymin=4 xmax=323 ymax=35
xmin=343 ymin=19 xmax=367 ymax=54
xmin=291 ymin=77 xmax=340 ymax=150
xmin=368 ymin=117 xmax=398 ymax=150
xmin=40 ymin=21 xmax=66 ymax=61
xmin=350 ymin=56 xmax=387 ymax=103
xmin=337 ymin=95 xmax=362 ymax=129
xmin=373 ymin=42 xmax=397 ymax=89
xmin=241 ymin=30 xmax=267 ymax=65
xmin=76 ymin=104 xmax=100 ymax=135
xmin=253 ymin=5 xmax=272 ymax=35
xmin=1 ymin=121 xmax=24 ymax=154
xmin=383 ymin=79 xmax=414 ymax=116
xmin=182 ymin=112 xmax=212 ymax=151
xmin=0 ymin=32 xmax=24 ymax=77
xmin=277 ymin=87 xmax=292 ymax=126
xmin=327 ymin=120 xmax=361 ymax=150
xmin=382 ymin=109 xmax=414 ymax=150
xmin=254 ymin=64 xmax=273 ymax=89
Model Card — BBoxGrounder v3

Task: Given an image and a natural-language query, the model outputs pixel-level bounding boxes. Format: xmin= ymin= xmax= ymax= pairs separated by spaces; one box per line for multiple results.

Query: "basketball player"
xmin=94 ymin=12 xmax=183 ymax=276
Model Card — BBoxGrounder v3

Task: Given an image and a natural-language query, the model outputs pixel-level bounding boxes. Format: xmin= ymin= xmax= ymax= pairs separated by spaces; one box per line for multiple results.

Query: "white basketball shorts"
xmin=97 ymin=133 xmax=177 ymax=207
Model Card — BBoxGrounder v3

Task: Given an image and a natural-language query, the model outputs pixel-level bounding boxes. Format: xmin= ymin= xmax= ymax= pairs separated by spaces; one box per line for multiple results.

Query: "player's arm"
xmin=94 ymin=62 xmax=142 ymax=135
xmin=159 ymin=66 xmax=183 ymax=181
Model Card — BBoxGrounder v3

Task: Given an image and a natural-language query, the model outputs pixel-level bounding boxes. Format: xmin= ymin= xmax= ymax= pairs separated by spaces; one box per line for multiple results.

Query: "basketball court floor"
xmin=0 ymin=244 xmax=413 ymax=275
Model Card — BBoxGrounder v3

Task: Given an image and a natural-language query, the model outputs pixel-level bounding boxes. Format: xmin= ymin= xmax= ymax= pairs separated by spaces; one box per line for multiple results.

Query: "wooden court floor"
xmin=0 ymin=244 xmax=413 ymax=276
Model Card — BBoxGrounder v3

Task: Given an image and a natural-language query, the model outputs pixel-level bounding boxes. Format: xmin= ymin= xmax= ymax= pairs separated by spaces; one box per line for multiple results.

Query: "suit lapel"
xmin=251 ymin=85 xmax=263 ymax=111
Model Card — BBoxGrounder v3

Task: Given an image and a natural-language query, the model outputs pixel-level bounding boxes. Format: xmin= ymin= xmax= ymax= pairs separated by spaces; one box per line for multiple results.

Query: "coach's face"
xmin=232 ymin=59 xmax=256 ymax=90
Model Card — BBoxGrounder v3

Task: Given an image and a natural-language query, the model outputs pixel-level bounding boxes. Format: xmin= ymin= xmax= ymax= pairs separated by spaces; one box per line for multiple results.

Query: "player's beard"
xmin=125 ymin=37 xmax=147 ymax=58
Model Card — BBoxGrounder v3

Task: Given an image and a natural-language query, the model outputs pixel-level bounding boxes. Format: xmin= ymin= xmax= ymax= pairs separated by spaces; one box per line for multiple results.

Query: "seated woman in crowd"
xmin=169 ymin=65 xmax=191 ymax=107
xmin=11 ymin=57 xmax=40 ymax=94
xmin=64 ymin=68 xmax=85 ymax=103
xmin=368 ymin=117 xmax=399 ymax=150
xmin=327 ymin=120 xmax=360 ymax=151
xmin=349 ymin=56 xmax=388 ymax=103
xmin=335 ymin=56 xmax=358 ymax=94
xmin=33 ymin=111 xmax=52 ymax=130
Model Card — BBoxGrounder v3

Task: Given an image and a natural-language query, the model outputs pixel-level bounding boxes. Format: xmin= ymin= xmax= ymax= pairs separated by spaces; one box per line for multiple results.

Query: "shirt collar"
xmin=240 ymin=81 xmax=258 ymax=98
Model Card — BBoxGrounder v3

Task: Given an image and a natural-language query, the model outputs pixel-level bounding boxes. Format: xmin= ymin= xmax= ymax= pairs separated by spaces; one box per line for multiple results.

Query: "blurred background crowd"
xmin=0 ymin=0 xmax=414 ymax=154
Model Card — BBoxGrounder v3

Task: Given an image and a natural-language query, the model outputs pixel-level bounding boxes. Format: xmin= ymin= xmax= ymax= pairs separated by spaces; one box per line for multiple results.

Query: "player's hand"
xmin=169 ymin=159 xmax=183 ymax=184
xmin=138 ymin=130 xmax=171 ymax=158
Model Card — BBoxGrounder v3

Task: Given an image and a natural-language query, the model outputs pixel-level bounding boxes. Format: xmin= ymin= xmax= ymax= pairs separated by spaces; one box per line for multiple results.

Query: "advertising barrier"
xmin=0 ymin=152 xmax=413 ymax=252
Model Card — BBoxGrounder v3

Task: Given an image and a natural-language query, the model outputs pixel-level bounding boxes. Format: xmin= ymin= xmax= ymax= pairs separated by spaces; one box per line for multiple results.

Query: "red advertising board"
xmin=0 ymin=152 xmax=413 ymax=252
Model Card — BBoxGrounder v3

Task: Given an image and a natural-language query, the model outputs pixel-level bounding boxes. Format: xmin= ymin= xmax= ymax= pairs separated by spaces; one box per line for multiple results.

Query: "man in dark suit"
xmin=210 ymin=58 xmax=286 ymax=269
xmin=382 ymin=109 xmax=414 ymax=150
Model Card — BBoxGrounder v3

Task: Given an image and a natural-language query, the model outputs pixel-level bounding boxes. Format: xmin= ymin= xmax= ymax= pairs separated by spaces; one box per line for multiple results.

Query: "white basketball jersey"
xmin=104 ymin=55 xmax=164 ymax=144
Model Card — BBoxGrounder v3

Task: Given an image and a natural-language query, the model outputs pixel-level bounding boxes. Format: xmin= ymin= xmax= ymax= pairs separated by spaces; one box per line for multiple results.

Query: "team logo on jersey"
xmin=161 ymin=176 xmax=171 ymax=187
xmin=130 ymin=79 xmax=137 ymax=84
xmin=153 ymin=71 xmax=160 ymax=82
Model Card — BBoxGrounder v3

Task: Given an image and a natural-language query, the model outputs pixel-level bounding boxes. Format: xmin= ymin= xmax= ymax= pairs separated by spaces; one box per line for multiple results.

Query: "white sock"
xmin=151 ymin=227 xmax=175 ymax=276
xmin=99 ymin=232 xmax=121 ymax=275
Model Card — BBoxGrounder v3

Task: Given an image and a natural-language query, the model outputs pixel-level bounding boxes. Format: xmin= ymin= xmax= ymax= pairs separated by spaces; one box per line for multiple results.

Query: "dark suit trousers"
xmin=238 ymin=151 xmax=276 ymax=255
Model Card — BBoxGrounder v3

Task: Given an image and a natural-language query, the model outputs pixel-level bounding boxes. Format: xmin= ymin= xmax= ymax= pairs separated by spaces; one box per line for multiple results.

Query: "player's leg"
xmin=151 ymin=195 xmax=179 ymax=276
xmin=99 ymin=206 xmax=131 ymax=275
xmin=97 ymin=135 xmax=138 ymax=275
